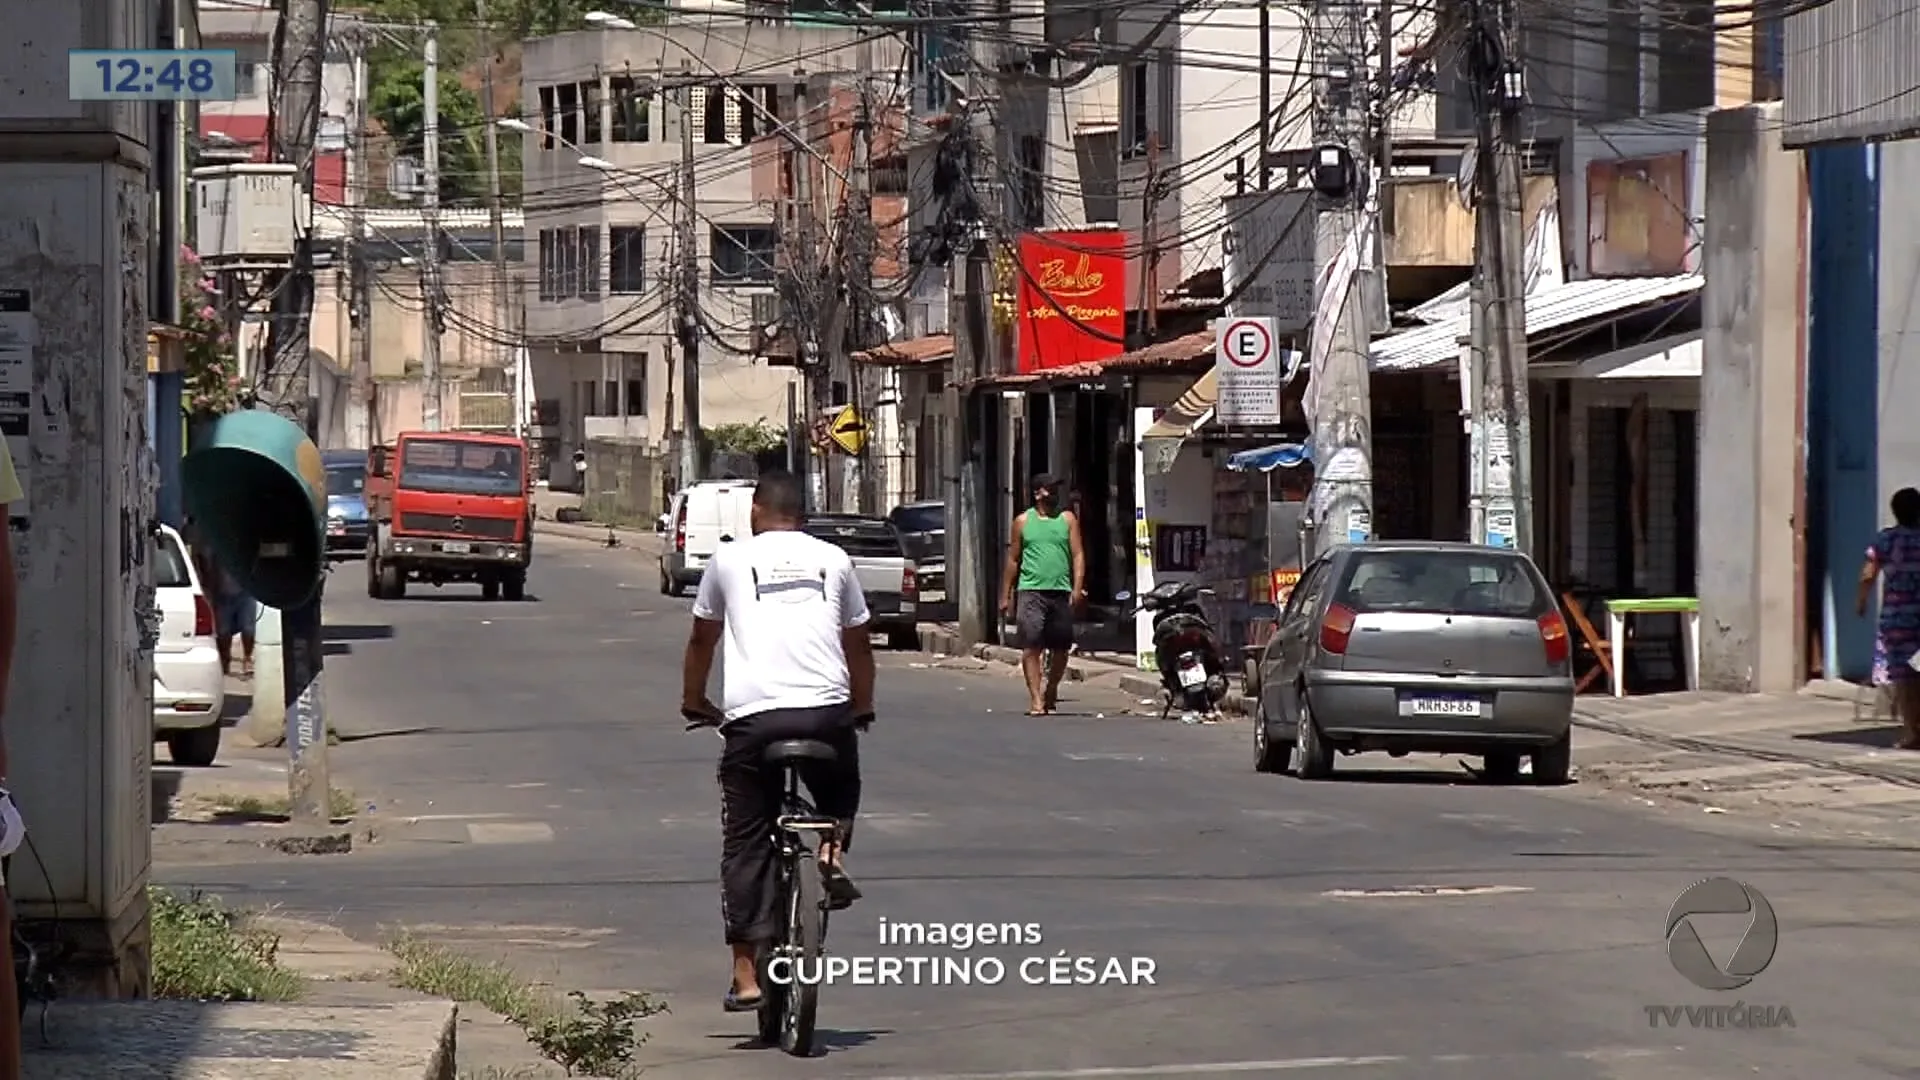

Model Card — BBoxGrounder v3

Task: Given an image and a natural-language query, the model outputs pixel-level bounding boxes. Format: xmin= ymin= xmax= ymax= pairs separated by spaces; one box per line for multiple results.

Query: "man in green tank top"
xmin=1000 ymin=474 xmax=1085 ymax=714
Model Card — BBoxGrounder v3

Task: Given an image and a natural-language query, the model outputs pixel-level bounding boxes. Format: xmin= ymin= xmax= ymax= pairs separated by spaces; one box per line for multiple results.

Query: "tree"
xmin=369 ymin=59 xmax=491 ymax=204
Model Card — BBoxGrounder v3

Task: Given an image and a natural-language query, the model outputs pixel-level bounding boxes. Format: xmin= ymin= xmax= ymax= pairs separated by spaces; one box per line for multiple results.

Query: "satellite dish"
xmin=1455 ymin=146 xmax=1478 ymax=210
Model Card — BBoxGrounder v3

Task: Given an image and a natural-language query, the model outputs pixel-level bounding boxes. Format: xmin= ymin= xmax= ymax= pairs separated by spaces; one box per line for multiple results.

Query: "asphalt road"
xmin=161 ymin=535 xmax=1920 ymax=1079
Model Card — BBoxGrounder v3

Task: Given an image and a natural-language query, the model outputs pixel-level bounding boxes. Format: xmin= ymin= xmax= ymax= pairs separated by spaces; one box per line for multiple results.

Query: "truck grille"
xmin=400 ymin=512 xmax=518 ymax=540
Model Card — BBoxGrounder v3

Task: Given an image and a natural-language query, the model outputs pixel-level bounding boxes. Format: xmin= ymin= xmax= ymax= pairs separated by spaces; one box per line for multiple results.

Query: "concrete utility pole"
xmin=1468 ymin=0 xmax=1533 ymax=551
xmin=848 ymin=57 xmax=879 ymax=514
xmin=793 ymin=80 xmax=831 ymax=513
xmin=476 ymin=0 xmax=515 ymax=427
xmin=345 ymin=33 xmax=374 ymax=448
xmin=1303 ymin=0 xmax=1378 ymax=557
xmin=676 ymin=78 xmax=702 ymax=486
xmin=420 ymin=20 xmax=445 ymax=432
xmin=946 ymin=17 xmax=999 ymax=644
xmin=263 ymin=0 xmax=332 ymax=825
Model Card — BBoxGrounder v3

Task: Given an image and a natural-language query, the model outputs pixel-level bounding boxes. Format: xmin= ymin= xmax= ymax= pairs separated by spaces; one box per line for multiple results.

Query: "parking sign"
xmin=1214 ymin=317 xmax=1287 ymax=425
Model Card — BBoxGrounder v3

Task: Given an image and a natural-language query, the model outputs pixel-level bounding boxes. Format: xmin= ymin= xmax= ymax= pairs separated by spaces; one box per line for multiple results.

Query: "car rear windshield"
xmin=805 ymin=523 xmax=905 ymax=559
xmin=1333 ymin=550 xmax=1548 ymax=618
xmin=154 ymin=533 xmax=192 ymax=588
xmin=890 ymin=504 xmax=945 ymax=534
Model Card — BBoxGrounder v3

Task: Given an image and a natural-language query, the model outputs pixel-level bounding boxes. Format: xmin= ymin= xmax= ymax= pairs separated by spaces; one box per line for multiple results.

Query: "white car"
xmin=152 ymin=524 xmax=226 ymax=766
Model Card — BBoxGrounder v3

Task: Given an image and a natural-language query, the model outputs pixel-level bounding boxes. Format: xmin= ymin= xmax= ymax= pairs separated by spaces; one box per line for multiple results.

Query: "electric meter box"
xmin=191 ymin=164 xmax=309 ymax=265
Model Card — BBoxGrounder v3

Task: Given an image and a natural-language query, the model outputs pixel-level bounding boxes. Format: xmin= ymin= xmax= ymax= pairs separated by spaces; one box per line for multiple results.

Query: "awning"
xmin=1370 ymin=273 xmax=1703 ymax=374
xmin=1141 ymin=369 xmax=1217 ymax=438
xmin=1226 ymin=442 xmax=1312 ymax=472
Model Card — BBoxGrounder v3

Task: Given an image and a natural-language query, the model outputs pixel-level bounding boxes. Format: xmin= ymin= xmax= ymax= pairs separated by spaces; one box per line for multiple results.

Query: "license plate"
xmin=441 ymin=542 xmax=471 ymax=554
xmin=1405 ymin=695 xmax=1480 ymax=716
xmin=1177 ymin=664 xmax=1208 ymax=688
xmin=328 ymin=523 xmax=345 ymax=535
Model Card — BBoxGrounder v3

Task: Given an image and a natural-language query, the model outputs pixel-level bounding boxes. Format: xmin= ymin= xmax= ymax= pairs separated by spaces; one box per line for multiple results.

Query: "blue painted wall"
xmin=1806 ymin=144 xmax=1881 ymax=681
xmin=147 ymin=372 xmax=184 ymax=527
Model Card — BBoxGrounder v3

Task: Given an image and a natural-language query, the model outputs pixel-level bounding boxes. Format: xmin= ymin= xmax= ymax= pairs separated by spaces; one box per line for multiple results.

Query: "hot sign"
xmin=1213 ymin=316 xmax=1288 ymax=426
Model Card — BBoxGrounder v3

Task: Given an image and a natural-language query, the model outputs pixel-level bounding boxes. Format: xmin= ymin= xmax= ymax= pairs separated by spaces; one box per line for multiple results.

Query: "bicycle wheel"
xmin=780 ymin=845 xmax=824 ymax=1056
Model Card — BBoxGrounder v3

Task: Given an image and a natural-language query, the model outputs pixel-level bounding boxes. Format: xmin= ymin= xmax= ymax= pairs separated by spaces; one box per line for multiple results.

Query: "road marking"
xmin=467 ymin=822 xmax=555 ymax=844
xmin=506 ymin=782 xmax=545 ymax=789
xmin=863 ymin=1049 xmax=1661 ymax=1079
xmin=400 ymin=813 xmax=522 ymax=823
xmin=1063 ymin=753 xmax=1154 ymax=762
xmin=1321 ymin=885 xmax=1534 ymax=899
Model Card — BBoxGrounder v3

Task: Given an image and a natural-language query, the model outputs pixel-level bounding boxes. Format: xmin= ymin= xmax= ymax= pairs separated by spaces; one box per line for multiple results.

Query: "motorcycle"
xmin=1119 ymin=582 xmax=1228 ymax=722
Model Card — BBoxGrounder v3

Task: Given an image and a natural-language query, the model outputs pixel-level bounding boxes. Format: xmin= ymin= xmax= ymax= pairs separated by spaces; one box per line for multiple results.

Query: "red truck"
xmin=363 ymin=431 xmax=535 ymax=600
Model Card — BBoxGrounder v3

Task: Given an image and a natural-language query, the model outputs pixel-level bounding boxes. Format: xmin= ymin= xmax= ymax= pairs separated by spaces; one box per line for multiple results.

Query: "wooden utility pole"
xmin=263 ymin=0 xmax=332 ymax=824
xmin=1468 ymin=0 xmax=1533 ymax=551
xmin=947 ymin=17 xmax=998 ymax=644
xmin=1303 ymin=0 xmax=1378 ymax=557
xmin=420 ymin=20 xmax=445 ymax=431
xmin=677 ymin=75 xmax=703 ymax=486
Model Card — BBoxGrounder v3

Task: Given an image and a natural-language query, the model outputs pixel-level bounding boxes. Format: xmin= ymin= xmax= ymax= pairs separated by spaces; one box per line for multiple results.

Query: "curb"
xmin=425 ymin=1002 xmax=458 ymax=1080
xmin=1117 ymin=673 xmax=1252 ymax=717
xmin=534 ymin=518 xmax=660 ymax=547
xmin=914 ymin=626 xmax=1253 ymax=716
xmin=1570 ymin=711 xmax=1920 ymax=790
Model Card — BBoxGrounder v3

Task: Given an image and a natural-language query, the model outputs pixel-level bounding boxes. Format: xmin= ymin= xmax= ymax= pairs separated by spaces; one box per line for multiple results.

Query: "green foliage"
xmin=176 ymin=246 xmax=240 ymax=415
xmin=149 ymin=887 xmax=305 ymax=1002
xmin=369 ymin=58 xmax=494 ymax=204
xmin=705 ymin=421 xmax=786 ymax=456
xmin=522 ymin=990 xmax=666 ymax=1077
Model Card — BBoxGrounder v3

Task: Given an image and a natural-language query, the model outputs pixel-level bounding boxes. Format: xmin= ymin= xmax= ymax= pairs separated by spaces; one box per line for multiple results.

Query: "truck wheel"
xmin=379 ymin=561 xmax=405 ymax=599
xmin=482 ymin=579 xmax=501 ymax=601
xmin=366 ymin=556 xmax=382 ymax=598
xmin=502 ymin=573 xmax=526 ymax=602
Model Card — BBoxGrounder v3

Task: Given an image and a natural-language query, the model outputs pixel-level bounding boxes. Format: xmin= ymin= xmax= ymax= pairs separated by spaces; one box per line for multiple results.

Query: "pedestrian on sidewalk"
xmin=1860 ymin=487 xmax=1920 ymax=748
xmin=999 ymin=474 xmax=1086 ymax=715
xmin=0 ymin=436 xmax=25 ymax=1077
xmin=192 ymin=538 xmax=256 ymax=680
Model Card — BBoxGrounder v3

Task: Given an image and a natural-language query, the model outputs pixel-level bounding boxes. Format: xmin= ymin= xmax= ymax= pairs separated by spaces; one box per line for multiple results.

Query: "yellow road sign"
xmin=828 ymin=405 xmax=869 ymax=455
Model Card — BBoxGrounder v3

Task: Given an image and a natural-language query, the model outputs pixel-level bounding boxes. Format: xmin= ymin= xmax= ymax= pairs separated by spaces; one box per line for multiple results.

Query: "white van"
xmin=658 ymin=479 xmax=756 ymax=596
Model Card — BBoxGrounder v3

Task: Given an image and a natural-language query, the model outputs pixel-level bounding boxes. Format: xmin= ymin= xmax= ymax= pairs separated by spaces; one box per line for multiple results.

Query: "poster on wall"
xmin=1153 ymin=524 xmax=1207 ymax=573
xmin=0 ymin=288 xmax=32 ymax=516
xmin=1015 ymin=230 xmax=1128 ymax=373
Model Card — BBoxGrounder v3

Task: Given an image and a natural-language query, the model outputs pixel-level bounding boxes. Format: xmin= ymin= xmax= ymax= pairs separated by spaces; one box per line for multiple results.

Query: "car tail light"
xmin=901 ymin=565 xmax=917 ymax=596
xmin=1319 ymin=604 xmax=1356 ymax=654
xmin=1538 ymin=610 xmax=1570 ymax=665
xmin=193 ymin=593 xmax=215 ymax=637
xmin=674 ymin=514 xmax=686 ymax=552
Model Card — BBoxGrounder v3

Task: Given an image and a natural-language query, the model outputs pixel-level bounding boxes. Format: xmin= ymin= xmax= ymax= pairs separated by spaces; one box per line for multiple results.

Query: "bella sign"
xmin=1015 ymin=229 xmax=1128 ymax=373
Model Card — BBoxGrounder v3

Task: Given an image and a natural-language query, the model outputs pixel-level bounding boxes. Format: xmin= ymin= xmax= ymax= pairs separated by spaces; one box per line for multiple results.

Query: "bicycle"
xmin=685 ymin=707 xmax=869 ymax=1057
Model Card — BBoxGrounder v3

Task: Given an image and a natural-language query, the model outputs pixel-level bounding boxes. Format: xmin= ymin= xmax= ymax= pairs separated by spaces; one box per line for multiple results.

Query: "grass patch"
xmin=389 ymin=935 xmax=665 ymax=1077
xmin=149 ymin=886 xmax=305 ymax=1002
xmin=205 ymin=787 xmax=357 ymax=821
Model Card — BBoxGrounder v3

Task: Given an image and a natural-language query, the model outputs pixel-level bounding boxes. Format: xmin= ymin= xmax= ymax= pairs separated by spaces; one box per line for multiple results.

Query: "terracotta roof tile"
xmin=852 ymin=334 xmax=953 ymax=366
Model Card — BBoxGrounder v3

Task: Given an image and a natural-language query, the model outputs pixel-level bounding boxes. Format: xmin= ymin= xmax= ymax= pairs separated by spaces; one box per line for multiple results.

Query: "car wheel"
xmin=1253 ymin=705 xmax=1289 ymax=774
xmin=166 ymin=726 xmax=222 ymax=768
xmin=482 ymin=579 xmax=501 ymax=601
xmin=1294 ymin=692 xmax=1334 ymax=780
xmin=1531 ymin=732 xmax=1572 ymax=785
xmin=885 ymin=626 xmax=919 ymax=651
xmin=1481 ymin=751 xmax=1523 ymax=784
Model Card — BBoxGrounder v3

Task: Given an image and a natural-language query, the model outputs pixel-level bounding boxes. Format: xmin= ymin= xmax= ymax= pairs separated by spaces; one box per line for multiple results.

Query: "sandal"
xmin=723 ymin=986 xmax=763 ymax=1012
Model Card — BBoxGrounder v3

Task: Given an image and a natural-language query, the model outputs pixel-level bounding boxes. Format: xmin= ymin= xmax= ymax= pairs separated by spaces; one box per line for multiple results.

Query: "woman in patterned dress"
xmin=1859 ymin=488 xmax=1920 ymax=748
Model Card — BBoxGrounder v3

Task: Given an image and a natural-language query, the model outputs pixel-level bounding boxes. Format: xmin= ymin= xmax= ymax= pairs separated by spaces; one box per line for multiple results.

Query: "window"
xmin=557 ymin=83 xmax=579 ymax=146
xmin=1120 ymin=62 xmax=1148 ymax=157
xmin=582 ymin=81 xmax=602 ymax=144
xmin=537 ymin=228 xmax=556 ymax=300
xmin=538 ymin=86 xmax=557 ymax=150
xmin=235 ymin=62 xmax=260 ymax=98
xmin=874 ymin=155 xmax=909 ymax=195
xmin=700 ymin=86 xmax=731 ymax=145
xmin=577 ymin=225 xmax=601 ymax=299
xmin=739 ymin=85 xmax=779 ymax=140
xmin=401 ymin=440 xmax=524 ymax=498
xmin=625 ymin=365 xmax=647 ymax=416
xmin=558 ymin=226 xmax=578 ymax=298
xmin=1016 ymin=135 xmax=1045 ymax=228
xmin=609 ymin=226 xmax=647 ymax=293
xmin=709 ymin=225 xmax=777 ymax=284
xmin=153 ymin=531 xmax=192 ymax=588
xmin=1333 ymin=550 xmax=1550 ymax=618
xmin=603 ymin=381 xmax=618 ymax=416
xmin=610 ymin=77 xmax=651 ymax=142
xmin=326 ymin=465 xmax=366 ymax=497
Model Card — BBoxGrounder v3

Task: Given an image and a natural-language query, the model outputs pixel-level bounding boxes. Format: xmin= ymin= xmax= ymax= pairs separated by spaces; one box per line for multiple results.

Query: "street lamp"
xmin=583 ymin=11 xmax=638 ymax=29
xmin=496 ymin=117 xmax=533 ymax=134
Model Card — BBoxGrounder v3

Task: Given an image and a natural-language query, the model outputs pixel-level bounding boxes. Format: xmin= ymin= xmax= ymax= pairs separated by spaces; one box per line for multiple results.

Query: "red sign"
xmin=1015 ymin=230 xmax=1128 ymax=373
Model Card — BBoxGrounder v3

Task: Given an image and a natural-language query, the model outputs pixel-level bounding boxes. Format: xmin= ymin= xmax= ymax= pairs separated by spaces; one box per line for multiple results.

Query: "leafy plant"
xmin=177 ymin=246 xmax=240 ymax=415
xmin=149 ymin=886 xmax=304 ymax=1002
xmin=704 ymin=421 xmax=786 ymax=456
xmin=521 ymin=990 xmax=666 ymax=1077
xmin=369 ymin=60 xmax=493 ymax=204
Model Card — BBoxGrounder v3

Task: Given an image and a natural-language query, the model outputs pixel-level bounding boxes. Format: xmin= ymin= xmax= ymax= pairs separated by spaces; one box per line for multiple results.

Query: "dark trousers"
xmin=718 ymin=703 xmax=862 ymax=945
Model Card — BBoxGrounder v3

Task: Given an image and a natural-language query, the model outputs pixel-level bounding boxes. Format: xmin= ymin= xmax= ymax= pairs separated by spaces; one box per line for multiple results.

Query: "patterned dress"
xmin=1869 ymin=526 xmax=1920 ymax=685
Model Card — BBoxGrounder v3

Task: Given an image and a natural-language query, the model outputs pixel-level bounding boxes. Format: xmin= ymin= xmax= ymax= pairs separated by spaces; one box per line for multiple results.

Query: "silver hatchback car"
xmin=1253 ymin=542 xmax=1575 ymax=783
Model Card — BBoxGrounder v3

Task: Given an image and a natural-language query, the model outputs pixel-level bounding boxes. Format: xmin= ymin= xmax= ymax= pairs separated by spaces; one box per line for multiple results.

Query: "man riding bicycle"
xmin=680 ymin=471 xmax=875 ymax=1013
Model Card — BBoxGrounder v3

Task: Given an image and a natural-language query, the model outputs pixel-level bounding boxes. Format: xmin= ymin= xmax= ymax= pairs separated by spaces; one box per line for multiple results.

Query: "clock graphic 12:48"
xmin=68 ymin=50 xmax=239 ymax=102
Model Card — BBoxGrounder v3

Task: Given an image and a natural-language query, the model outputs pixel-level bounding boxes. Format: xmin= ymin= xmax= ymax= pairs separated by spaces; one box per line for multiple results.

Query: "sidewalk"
xmin=24 ymin=918 xmax=454 ymax=1079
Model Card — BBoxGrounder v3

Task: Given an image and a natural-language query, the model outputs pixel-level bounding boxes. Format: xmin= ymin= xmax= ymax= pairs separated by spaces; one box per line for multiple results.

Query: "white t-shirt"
xmin=692 ymin=528 xmax=871 ymax=723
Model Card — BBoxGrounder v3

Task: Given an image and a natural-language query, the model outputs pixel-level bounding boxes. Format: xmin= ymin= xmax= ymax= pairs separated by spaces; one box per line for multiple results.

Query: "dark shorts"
xmin=1016 ymin=590 xmax=1074 ymax=651
xmin=217 ymin=596 xmax=257 ymax=638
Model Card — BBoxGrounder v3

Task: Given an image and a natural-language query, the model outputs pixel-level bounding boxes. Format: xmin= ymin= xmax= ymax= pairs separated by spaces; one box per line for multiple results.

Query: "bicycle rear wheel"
xmin=779 ymin=845 xmax=824 ymax=1056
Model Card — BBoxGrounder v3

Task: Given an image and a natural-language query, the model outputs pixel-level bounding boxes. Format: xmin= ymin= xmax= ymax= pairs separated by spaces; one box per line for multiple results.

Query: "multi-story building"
xmin=194 ymin=0 xmax=353 ymax=204
xmin=517 ymin=20 xmax=890 ymax=486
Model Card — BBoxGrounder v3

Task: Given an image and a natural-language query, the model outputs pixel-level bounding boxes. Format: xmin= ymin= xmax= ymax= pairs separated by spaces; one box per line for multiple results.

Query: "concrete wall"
xmin=1698 ymin=103 xmax=1804 ymax=692
xmin=582 ymin=437 xmax=661 ymax=524
xmin=1878 ymin=141 xmax=1920 ymax=542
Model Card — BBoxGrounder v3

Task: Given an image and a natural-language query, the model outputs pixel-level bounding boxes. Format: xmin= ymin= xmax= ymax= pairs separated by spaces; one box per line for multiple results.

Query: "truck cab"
xmin=364 ymin=431 xmax=534 ymax=600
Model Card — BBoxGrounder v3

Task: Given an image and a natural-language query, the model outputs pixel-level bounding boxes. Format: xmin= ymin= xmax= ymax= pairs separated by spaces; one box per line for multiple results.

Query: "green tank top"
xmin=1017 ymin=510 xmax=1073 ymax=592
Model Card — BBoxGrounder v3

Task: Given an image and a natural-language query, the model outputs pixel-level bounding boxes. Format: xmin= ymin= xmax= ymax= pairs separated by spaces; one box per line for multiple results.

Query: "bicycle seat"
xmin=765 ymin=739 xmax=838 ymax=765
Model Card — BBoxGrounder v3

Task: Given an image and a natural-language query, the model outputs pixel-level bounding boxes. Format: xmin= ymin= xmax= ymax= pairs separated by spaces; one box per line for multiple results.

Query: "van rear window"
xmin=1333 ymin=550 xmax=1547 ymax=618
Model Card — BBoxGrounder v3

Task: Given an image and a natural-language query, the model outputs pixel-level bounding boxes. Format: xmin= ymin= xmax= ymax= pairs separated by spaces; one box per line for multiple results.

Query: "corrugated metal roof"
xmin=1369 ymin=273 xmax=1702 ymax=373
xmin=1784 ymin=1 xmax=1920 ymax=147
